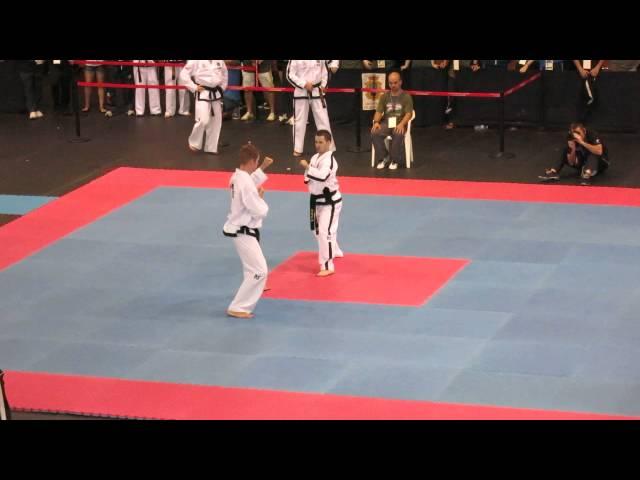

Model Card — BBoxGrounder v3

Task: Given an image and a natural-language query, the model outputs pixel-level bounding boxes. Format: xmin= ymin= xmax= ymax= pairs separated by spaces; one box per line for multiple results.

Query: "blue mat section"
xmin=2 ymin=186 xmax=640 ymax=415
xmin=0 ymin=194 xmax=57 ymax=215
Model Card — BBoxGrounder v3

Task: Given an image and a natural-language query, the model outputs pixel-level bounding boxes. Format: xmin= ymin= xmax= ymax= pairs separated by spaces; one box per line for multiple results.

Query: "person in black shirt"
xmin=17 ymin=60 xmax=46 ymax=119
xmin=573 ymin=60 xmax=605 ymax=122
xmin=48 ymin=60 xmax=72 ymax=114
xmin=539 ymin=122 xmax=610 ymax=185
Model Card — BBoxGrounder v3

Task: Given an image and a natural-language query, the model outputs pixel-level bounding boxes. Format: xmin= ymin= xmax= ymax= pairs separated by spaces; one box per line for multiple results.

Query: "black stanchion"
xmin=347 ymin=90 xmax=370 ymax=153
xmin=68 ymin=65 xmax=90 ymax=143
xmin=489 ymin=91 xmax=515 ymax=159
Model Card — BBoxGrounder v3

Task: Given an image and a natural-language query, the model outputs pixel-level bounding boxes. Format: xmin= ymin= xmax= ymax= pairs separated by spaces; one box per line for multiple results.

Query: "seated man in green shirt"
xmin=371 ymin=71 xmax=414 ymax=170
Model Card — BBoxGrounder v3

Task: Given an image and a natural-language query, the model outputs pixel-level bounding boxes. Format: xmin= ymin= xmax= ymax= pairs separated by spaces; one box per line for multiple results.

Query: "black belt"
xmin=223 ymin=226 xmax=260 ymax=242
xmin=295 ymin=82 xmax=326 ymax=108
xmin=312 ymin=82 xmax=326 ymax=108
xmin=196 ymin=85 xmax=224 ymax=102
xmin=310 ymin=188 xmax=341 ymax=233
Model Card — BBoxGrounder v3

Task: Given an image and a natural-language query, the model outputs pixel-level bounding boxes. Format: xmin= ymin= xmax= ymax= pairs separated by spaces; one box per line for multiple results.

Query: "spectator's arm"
xmin=520 ymin=60 xmax=535 ymax=73
xmin=371 ymin=104 xmax=385 ymax=133
xmin=398 ymin=111 xmax=412 ymax=128
xmin=590 ymin=60 xmax=606 ymax=77
xmin=574 ymin=60 xmax=589 ymax=78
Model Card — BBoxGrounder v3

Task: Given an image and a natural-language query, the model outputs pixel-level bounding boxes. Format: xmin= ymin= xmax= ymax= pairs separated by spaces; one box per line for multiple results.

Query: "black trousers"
xmin=19 ymin=68 xmax=44 ymax=112
xmin=105 ymin=66 xmax=134 ymax=113
xmin=49 ymin=62 xmax=72 ymax=111
xmin=556 ymin=147 xmax=610 ymax=175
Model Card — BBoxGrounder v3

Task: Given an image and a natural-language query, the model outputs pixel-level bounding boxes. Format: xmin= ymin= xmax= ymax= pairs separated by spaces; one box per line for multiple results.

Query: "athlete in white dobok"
xmin=300 ymin=130 xmax=344 ymax=277
xmin=132 ymin=60 xmax=161 ymax=116
xmin=286 ymin=60 xmax=335 ymax=157
xmin=223 ymin=144 xmax=275 ymax=318
xmin=180 ymin=60 xmax=228 ymax=154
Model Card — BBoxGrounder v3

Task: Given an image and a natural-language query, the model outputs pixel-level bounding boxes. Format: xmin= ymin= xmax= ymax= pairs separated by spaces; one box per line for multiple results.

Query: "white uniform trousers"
xmin=134 ymin=66 xmax=161 ymax=115
xmin=315 ymin=201 xmax=343 ymax=272
xmin=164 ymin=66 xmax=190 ymax=115
xmin=293 ymin=98 xmax=335 ymax=153
xmin=228 ymin=234 xmax=268 ymax=314
xmin=189 ymin=99 xmax=222 ymax=153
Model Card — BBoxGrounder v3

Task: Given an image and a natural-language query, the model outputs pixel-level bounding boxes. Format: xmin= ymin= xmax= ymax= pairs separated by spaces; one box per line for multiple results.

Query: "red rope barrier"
xmin=79 ymin=81 xmax=539 ymax=99
xmin=78 ymin=82 xmax=357 ymax=94
xmin=503 ymin=72 xmax=542 ymax=97
xmin=71 ymin=60 xmax=255 ymax=71
xmin=78 ymin=82 xmax=184 ymax=89
xmin=360 ymin=87 xmax=502 ymax=99
xmin=76 ymin=66 xmax=540 ymax=99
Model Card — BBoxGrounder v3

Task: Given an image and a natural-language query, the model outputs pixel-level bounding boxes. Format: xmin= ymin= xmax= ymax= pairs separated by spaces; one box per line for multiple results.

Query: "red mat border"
xmin=3 ymin=167 xmax=640 ymax=420
xmin=4 ymin=370 xmax=637 ymax=420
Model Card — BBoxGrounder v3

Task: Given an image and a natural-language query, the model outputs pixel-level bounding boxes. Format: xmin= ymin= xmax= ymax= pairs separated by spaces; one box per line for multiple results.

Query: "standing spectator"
xmin=48 ymin=60 xmax=72 ymax=114
xmin=164 ymin=60 xmax=191 ymax=118
xmin=386 ymin=60 xmax=412 ymax=87
xmin=443 ymin=60 xmax=480 ymax=129
xmin=607 ymin=60 xmax=640 ymax=72
xmin=17 ymin=60 xmax=46 ymax=119
xmin=82 ymin=60 xmax=109 ymax=114
xmin=240 ymin=60 xmax=276 ymax=121
xmin=287 ymin=60 xmax=335 ymax=156
xmin=133 ymin=60 xmax=161 ymax=116
xmin=481 ymin=60 xmax=512 ymax=70
xmin=223 ymin=60 xmax=243 ymax=120
xmin=105 ymin=60 xmax=135 ymax=116
xmin=275 ymin=60 xmax=293 ymax=124
xmin=518 ymin=60 xmax=564 ymax=73
xmin=573 ymin=59 xmax=605 ymax=122
xmin=180 ymin=60 xmax=228 ymax=154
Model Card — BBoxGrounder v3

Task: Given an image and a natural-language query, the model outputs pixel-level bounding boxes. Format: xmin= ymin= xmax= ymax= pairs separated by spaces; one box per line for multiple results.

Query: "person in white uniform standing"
xmin=286 ymin=60 xmax=335 ymax=157
xmin=163 ymin=60 xmax=191 ymax=118
xmin=180 ymin=60 xmax=228 ymax=154
xmin=223 ymin=144 xmax=275 ymax=318
xmin=133 ymin=60 xmax=161 ymax=116
xmin=299 ymin=130 xmax=344 ymax=277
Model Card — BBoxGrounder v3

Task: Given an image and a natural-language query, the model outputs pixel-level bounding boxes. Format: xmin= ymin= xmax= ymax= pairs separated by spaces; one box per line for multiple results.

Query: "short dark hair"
xmin=315 ymin=130 xmax=332 ymax=142
xmin=239 ymin=143 xmax=260 ymax=165
xmin=570 ymin=122 xmax=586 ymax=132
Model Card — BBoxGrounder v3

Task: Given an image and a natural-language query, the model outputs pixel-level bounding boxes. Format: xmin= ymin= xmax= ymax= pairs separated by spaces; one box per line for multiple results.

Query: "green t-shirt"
xmin=376 ymin=91 xmax=413 ymax=120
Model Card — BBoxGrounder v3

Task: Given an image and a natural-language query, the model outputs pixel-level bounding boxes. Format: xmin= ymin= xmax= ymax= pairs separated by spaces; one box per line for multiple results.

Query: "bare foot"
xmin=227 ymin=310 xmax=254 ymax=319
xmin=317 ymin=270 xmax=335 ymax=277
